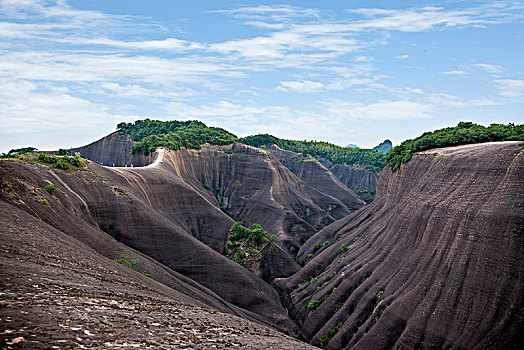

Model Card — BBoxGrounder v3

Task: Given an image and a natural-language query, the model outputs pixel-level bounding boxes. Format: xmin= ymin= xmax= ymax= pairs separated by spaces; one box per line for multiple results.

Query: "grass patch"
xmin=319 ymin=321 xmax=343 ymax=348
xmin=114 ymin=254 xmax=150 ymax=277
xmin=36 ymin=196 xmax=48 ymax=205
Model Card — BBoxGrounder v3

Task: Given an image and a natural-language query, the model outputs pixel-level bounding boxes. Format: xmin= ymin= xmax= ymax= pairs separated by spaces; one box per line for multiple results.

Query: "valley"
xmin=1 ymin=121 xmax=523 ymax=349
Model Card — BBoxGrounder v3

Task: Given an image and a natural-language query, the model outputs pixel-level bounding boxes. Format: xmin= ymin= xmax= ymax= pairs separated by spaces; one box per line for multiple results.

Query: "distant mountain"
xmin=373 ymin=139 xmax=393 ymax=153
xmin=345 ymin=143 xmax=358 ymax=148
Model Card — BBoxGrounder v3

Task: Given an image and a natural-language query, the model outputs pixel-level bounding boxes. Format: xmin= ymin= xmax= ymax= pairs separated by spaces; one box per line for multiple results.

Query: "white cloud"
xmin=100 ymin=82 xmax=194 ymax=100
xmin=442 ymin=70 xmax=469 ymax=76
xmin=396 ymin=54 xmax=409 ymax=59
xmin=213 ymin=5 xmax=319 ymax=22
xmin=277 ymin=80 xmax=325 ymax=93
xmin=494 ymin=79 xmax=524 ymax=98
xmin=321 ymin=99 xmax=432 ymax=120
xmin=474 ymin=63 xmax=504 ymax=74
xmin=347 ymin=4 xmax=524 ymax=32
xmin=0 ymin=78 xmax=130 ymax=151
xmin=81 ymin=37 xmax=204 ymax=51
xmin=0 ymin=51 xmax=245 ymax=86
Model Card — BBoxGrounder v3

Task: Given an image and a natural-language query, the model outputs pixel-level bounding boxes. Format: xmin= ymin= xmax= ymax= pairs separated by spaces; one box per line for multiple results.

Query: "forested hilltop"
xmin=116 ymin=119 xmax=388 ymax=172
xmin=117 ymin=119 xmax=238 ymax=155
xmin=387 ymin=122 xmax=524 ymax=171
xmin=241 ymin=134 xmax=387 ymax=172
xmin=115 ymin=120 xmax=523 ymax=173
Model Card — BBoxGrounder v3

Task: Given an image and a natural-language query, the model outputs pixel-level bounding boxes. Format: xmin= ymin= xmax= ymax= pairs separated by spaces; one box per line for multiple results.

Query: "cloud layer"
xmin=0 ymin=0 xmax=523 ymax=151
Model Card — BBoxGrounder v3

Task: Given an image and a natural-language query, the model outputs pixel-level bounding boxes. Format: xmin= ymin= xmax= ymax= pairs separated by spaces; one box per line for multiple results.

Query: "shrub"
xmin=117 ymin=119 xmax=238 ymax=155
xmin=36 ymin=196 xmax=48 ymax=205
xmin=114 ymin=254 xmax=139 ymax=268
xmin=202 ymin=184 xmax=211 ymax=190
xmin=241 ymin=134 xmax=386 ymax=172
xmin=308 ymin=299 xmax=322 ymax=310
xmin=43 ymin=184 xmax=56 ymax=194
xmin=308 ymin=293 xmax=330 ymax=311
xmin=1 ymin=181 xmax=12 ymax=191
xmin=54 ymin=158 xmax=71 ymax=170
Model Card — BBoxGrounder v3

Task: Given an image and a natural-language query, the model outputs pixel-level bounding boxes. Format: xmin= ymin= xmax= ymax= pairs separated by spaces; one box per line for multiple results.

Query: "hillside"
xmin=0 ymin=200 xmax=315 ymax=349
xmin=275 ymin=141 xmax=524 ymax=349
xmin=1 ymin=121 xmax=523 ymax=349
xmin=0 ymin=133 xmax=370 ymax=341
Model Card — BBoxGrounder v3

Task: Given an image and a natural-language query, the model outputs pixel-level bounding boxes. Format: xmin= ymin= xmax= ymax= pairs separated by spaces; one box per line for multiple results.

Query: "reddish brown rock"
xmin=0 ymin=201 xmax=316 ymax=349
xmin=268 ymin=145 xmax=365 ymax=211
xmin=161 ymin=143 xmax=352 ymax=257
xmin=71 ymin=131 xmax=157 ymax=167
xmin=0 ymin=159 xmax=298 ymax=334
xmin=276 ymin=142 xmax=524 ymax=349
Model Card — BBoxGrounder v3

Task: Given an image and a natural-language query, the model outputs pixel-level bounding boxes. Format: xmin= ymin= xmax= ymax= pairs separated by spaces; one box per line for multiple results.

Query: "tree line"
xmin=387 ymin=122 xmax=524 ymax=171
xmin=240 ymin=134 xmax=387 ymax=172
xmin=117 ymin=119 xmax=238 ymax=155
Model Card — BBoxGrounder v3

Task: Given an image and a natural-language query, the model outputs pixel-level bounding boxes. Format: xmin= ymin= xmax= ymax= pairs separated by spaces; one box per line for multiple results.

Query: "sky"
xmin=1 ymin=0 xmax=523 ymax=152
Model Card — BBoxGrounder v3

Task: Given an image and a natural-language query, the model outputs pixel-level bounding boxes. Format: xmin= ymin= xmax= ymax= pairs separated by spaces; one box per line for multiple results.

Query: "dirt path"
xmin=144 ymin=147 xmax=165 ymax=168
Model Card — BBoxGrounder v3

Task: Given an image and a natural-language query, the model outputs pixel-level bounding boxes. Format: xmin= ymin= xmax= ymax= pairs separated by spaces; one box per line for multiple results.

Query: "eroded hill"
xmin=0 ymin=200 xmax=315 ymax=349
xmin=276 ymin=141 xmax=524 ymax=349
xmin=1 ymin=121 xmax=523 ymax=349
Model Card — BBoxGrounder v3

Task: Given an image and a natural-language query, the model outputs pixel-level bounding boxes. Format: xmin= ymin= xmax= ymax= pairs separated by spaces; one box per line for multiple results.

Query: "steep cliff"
xmin=318 ymin=158 xmax=378 ymax=204
xmin=71 ymin=132 xmax=157 ymax=167
xmin=164 ymin=144 xmax=354 ymax=257
xmin=0 ymin=141 xmax=359 ymax=335
xmin=276 ymin=141 xmax=524 ymax=349
xmin=268 ymin=145 xmax=365 ymax=211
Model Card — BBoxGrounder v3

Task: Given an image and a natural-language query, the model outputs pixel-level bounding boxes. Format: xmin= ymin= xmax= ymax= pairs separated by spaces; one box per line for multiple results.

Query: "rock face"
xmin=0 ymin=158 xmax=299 ymax=334
xmin=0 ymin=140 xmax=361 ymax=337
xmin=2 ymin=138 xmax=522 ymax=349
xmin=163 ymin=143 xmax=354 ymax=257
xmin=268 ymin=145 xmax=365 ymax=212
xmin=275 ymin=141 xmax=524 ymax=349
xmin=71 ymin=132 xmax=157 ymax=167
xmin=318 ymin=158 xmax=378 ymax=204
xmin=0 ymin=200 xmax=316 ymax=349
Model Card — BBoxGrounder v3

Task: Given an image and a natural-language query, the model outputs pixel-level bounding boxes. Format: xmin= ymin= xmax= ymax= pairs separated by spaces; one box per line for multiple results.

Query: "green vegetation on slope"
xmin=1 ymin=150 xmax=88 ymax=171
xmin=117 ymin=119 xmax=238 ymax=155
xmin=387 ymin=122 xmax=524 ymax=171
xmin=226 ymin=222 xmax=281 ymax=265
xmin=241 ymin=134 xmax=387 ymax=172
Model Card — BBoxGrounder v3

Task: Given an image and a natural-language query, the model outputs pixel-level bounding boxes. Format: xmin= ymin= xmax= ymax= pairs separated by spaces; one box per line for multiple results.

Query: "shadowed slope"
xmin=160 ymin=143 xmax=352 ymax=257
xmin=0 ymin=159 xmax=298 ymax=334
xmin=268 ymin=145 xmax=365 ymax=212
xmin=0 ymin=201 xmax=316 ymax=349
xmin=276 ymin=142 xmax=524 ymax=349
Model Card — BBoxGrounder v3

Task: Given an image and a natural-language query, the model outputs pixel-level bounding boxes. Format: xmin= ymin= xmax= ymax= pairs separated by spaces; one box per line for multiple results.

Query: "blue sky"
xmin=1 ymin=0 xmax=523 ymax=152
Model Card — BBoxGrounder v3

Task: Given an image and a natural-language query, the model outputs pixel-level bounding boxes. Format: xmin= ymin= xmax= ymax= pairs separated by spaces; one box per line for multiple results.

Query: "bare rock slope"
xmin=0 ymin=201 xmax=316 ymax=349
xmin=268 ymin=145 xmax=365 ymax=211
xmin=71 ymin=131 xmax=157 ymax=167
xmin=164 ymin=143 xmax=355 ymax=256
xmin=276 ymin=141 xmax=524 ymax=349
xmin=0 ymin=138 xmax=364 ymax=339
xmin=0 ymin=157 xmax=299 ymax=335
